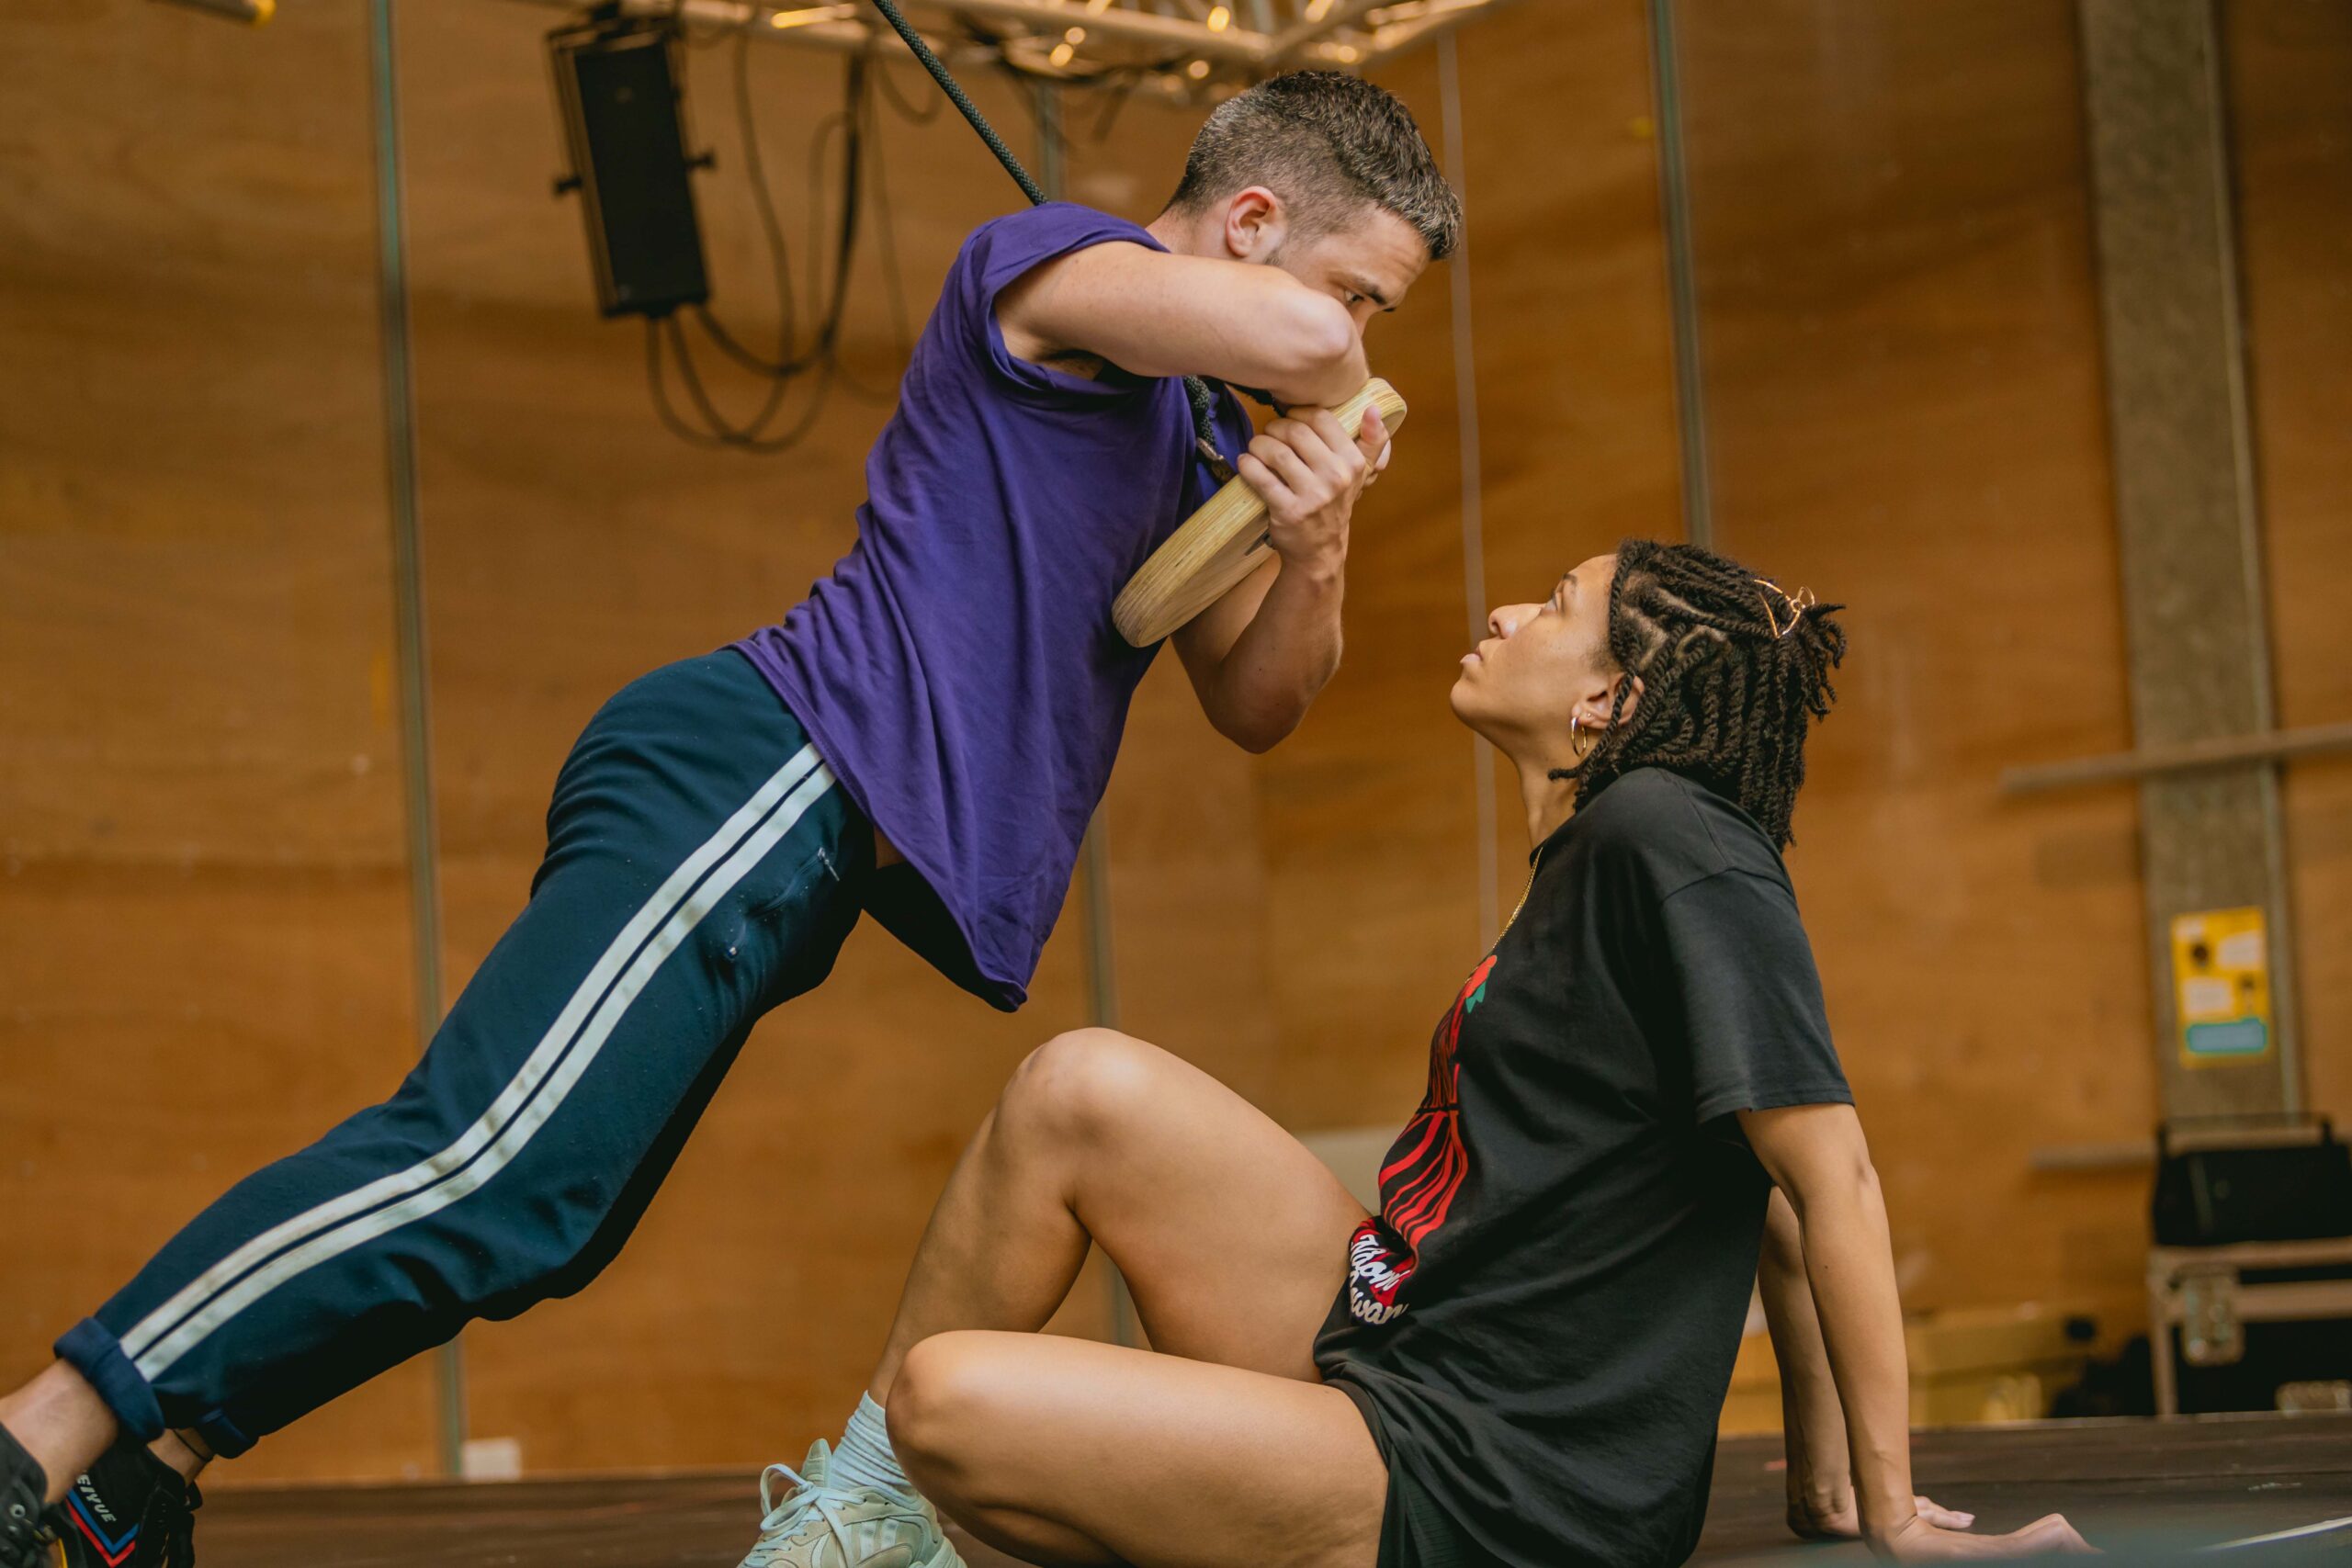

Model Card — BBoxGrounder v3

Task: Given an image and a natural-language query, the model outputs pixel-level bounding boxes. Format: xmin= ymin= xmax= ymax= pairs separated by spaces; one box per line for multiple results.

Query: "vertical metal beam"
xmin=1646 ymin=0 xmax=1713 ymax=551
xmin=1037 ymin=78 xmax=1141 ymax=1348
xmin=1033 ymin=82 xmax=1114 ymax=1050
xmin=2078 ymin=0 xmax=2299 ymax=1119
xmin=368 ymin=0 xmax=467 ymax=1474
xmin=1436 ymin=33 xmax=1499 ymax=949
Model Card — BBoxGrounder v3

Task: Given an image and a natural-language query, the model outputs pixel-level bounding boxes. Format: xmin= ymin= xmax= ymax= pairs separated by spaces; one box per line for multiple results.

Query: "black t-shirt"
xmin=1315 ymin=767 xmax=1853 ymax=1568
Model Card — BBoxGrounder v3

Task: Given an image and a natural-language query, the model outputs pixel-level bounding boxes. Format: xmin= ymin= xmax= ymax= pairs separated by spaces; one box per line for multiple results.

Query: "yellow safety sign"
xmin=2169 ymin=906 xmax=2273 ymax=1068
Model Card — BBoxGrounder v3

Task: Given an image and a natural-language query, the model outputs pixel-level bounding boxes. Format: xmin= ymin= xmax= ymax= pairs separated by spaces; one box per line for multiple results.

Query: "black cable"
xmin=691 ymin=38 xmax=865 ymax=385
xmin=645 ymin=318 xmax=731 ymax=446
xmin=655 ymin=4 xmax=1231 ymax=459
xmin=663 ymin=43 xmax=870 ymax=452
xmin=799 ymin=63 xmax=867 ymax=365
xmin=872 ymin=49 xmax=946 ymax=125
xmin=818 ymin=94 xmax=862 ymax=357
xmin=864 ymin=76 xmax=913 ymax=362
xmin=689 ymin=28 xmax=807 ymax=380
xmin=666 ymin=311 xmax=838 ymax=453
xmin=859 ymin=0 xmax=1227 ymax=460
xmin=673 ymin=310 xmax=797 ymax=441
xmin=832 ymin=63 xmax=916 ymax=403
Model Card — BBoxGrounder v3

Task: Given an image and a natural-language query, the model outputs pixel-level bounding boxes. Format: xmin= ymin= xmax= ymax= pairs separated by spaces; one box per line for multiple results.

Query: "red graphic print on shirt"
xmin=1344 ymin=953 xmax=1498 ymax=1325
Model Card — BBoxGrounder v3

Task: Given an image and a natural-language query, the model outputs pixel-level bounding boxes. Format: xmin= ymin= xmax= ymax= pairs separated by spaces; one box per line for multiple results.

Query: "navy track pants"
xmin=56 ymin=650 xmax=874 ymax=1455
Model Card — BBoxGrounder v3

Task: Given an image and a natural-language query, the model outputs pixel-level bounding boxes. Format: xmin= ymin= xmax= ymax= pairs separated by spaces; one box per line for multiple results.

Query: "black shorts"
xmin=1335 ymin=1380 xmax=1488 ymax=1568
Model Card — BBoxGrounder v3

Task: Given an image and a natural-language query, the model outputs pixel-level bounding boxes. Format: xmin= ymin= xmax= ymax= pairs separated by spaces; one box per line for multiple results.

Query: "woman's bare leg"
xmin=865 ymin=1027 xmax=1369 ymax=1400
xmin=890 ymin=1332 xmax=1385 ymax=1568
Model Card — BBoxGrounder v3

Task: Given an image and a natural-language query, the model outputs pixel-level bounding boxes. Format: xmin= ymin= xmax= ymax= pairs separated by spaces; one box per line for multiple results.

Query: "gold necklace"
xmin=1498 ymin=772 xmax=1578 ymax=942
xmin=1498 ymin=843 xmax=1547 ymax=940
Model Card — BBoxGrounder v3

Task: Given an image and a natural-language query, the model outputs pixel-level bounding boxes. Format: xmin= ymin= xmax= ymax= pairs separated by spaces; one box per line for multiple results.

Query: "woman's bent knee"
xmin=1001 ymin=1028 xmax=1170 ymax=1149
xmin=888 ymin=1332 xmax=1015 ymax=1495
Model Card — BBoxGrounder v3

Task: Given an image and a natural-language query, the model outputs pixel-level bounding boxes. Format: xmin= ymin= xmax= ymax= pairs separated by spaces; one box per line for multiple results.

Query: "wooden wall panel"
xmin=17 ymin=0 xmax=2338 ymax=1491
xmin=0 ymin=0 xmax=437 ymax=1482
xmin=2227 ymin=0 xmax=2352 ymax=1123
xmin=1675 ymin=0 xmax=2157 ymax=1327
xmin=1447 ymin=0 xmax=1689 ymax=918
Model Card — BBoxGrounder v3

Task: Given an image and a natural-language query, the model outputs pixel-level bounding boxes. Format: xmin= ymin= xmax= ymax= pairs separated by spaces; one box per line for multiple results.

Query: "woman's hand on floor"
xmin=1872 ymin=1511 xmax=2098 ymax=1559
xmin=1790 ymin=1492 xmax=1973 ymax=1541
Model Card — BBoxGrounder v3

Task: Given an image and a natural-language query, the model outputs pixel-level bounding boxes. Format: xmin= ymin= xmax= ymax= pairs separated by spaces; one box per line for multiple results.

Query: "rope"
xmin=862 ymin=0 xmax=1229 ymax=470
xmin=865 ymin=0 xmax=1045 ymax=204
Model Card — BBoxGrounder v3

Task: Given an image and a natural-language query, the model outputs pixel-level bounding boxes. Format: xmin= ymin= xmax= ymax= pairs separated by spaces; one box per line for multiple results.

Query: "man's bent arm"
xmin=998 ymin=243 xmax=1365 ymax=408
xmin=1173 ymin=555 xmax=1340 ymax=754
xmin=1170 ymin=408 xmax=1385 ymax=751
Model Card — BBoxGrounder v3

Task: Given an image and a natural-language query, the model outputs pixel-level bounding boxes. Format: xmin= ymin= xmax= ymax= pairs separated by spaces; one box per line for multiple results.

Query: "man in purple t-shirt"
xmin=0 ymin=72 xmax=1459 ymax=1568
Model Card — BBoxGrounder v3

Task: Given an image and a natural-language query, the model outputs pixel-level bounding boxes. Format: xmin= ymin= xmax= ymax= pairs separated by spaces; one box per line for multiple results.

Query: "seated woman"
xmin=740 ymin=540 xmax=2091 ymax=1568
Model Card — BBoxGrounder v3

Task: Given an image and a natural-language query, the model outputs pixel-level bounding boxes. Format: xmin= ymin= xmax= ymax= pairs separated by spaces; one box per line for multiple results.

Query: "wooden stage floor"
xmin=197 ymin=1412 xmax=2352 ymax=1565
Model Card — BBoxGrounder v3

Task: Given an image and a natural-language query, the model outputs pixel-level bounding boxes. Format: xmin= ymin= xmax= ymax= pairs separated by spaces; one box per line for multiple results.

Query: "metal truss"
xmin=514 ymin=0 xmax=1513 ymax=96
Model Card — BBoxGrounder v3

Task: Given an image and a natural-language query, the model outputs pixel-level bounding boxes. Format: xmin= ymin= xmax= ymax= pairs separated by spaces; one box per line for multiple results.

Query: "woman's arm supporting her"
xmin=1758 ymin=1183 xmax=1855 ymax=1534
xmin=1739 ymin=1103 xmax=2093 ymax=1561
xmin=1758 ymin=1188 xmax=1974 ymax=1542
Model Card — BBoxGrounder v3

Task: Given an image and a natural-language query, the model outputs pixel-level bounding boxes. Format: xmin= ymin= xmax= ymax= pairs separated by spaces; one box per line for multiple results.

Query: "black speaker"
xmin=548 ymin=17 xmax=709 ymax=319
xmin=2153 ymin=1117 xmax=2352 ymax=1247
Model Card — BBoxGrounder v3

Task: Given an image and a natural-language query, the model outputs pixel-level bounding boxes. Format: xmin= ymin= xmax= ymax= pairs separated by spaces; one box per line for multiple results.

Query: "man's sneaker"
xmin=0 ymin=1425 xmax=57 ymax=1568
xmin=738 ymin=1440 xmax=964 ymax=1568
xmin=46 ymin=1437 xmax=198 ymax=1568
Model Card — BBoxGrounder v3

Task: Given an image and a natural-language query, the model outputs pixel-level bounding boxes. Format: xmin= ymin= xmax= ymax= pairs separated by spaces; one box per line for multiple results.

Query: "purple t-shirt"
xmin=736 ymin=203 xmax=1250 ymax=1010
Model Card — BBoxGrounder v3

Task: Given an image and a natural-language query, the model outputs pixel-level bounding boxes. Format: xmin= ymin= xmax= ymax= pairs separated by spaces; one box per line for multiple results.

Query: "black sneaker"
xmin=0 ymin=1422 xmax=56 ymax=1568
xmin=45 ymin=1438 xmax=198 ymax=1568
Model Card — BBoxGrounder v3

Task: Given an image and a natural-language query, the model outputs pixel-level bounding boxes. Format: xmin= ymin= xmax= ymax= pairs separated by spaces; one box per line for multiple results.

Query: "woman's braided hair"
xmin=1560 ymin=538 xmax=1848 ymax=849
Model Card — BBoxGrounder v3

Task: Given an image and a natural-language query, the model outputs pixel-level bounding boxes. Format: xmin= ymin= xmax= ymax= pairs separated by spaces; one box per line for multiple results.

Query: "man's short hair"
xmin=1165 ymin=72 xmax=1462 ymax=261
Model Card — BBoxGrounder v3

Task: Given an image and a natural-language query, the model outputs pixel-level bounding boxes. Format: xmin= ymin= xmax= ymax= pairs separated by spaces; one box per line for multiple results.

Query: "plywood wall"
xmin=2228 ymin=0 xmax=2352 ymax=1123
xmin=1670 ymin=0 xmax=2158 ymax=1327
xmin=1436 ymin=0 xmax=1688 ymax=930
xmin=0 ymin=0 xmax=441 ymax=1483
xmin=5 ymin=0 xmax=2346 ymax=1492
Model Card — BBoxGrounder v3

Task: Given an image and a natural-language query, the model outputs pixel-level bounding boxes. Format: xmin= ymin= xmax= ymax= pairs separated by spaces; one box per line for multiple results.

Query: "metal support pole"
xmin=368 ymin=0 xmax=467 ymax=1476
xmin=1646 ymin=0 xmax=1713 ymax=551
xmin=1033 ymin=76 xmax=1141 ymax=1349
xmin=1436 ymin=33 xmax=1498 ymax=949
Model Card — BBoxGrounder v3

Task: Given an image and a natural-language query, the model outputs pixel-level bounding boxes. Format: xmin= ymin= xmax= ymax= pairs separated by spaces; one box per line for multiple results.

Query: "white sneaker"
xmin=738 ymin=1440 xmax=967 ymax=1568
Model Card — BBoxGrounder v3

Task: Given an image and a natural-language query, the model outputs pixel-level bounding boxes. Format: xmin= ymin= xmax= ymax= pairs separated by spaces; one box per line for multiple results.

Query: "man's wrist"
xmin=1271 ymin=548 xmax=1346 ymax=592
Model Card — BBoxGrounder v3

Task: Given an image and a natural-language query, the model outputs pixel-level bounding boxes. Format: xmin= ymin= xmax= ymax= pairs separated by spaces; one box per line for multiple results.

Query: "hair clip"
xmin=1755 ymin=579 xmax=1817 ymax=639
